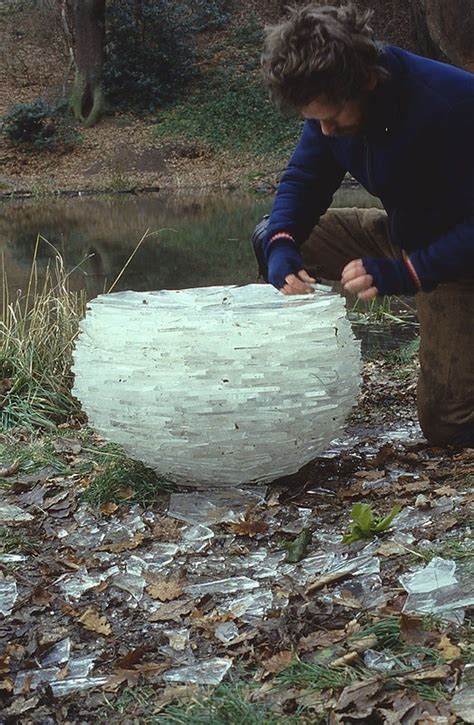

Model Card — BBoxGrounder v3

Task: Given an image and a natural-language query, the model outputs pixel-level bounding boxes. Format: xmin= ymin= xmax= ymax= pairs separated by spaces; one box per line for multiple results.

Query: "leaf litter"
xmin=0 ymin=357 xmax=473 ymax=721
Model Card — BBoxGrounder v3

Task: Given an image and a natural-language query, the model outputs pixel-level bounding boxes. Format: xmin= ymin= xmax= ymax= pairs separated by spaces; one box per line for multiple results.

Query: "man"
xmin=253 ymin=3 xmax=474 ymax=447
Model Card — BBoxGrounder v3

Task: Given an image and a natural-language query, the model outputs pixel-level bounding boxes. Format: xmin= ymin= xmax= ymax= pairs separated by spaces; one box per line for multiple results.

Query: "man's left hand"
xmin=341 ymin=259 xmax=378 ymax=300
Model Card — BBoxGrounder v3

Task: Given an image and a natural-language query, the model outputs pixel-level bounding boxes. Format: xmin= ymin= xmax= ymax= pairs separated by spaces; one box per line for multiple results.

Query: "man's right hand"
xmin=267 ymin=239 xmax=316 ymax=293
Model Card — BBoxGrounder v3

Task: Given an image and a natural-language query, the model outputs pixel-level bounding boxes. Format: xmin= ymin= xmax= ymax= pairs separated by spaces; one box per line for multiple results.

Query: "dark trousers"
xmin=254 ymin=207 xmax=474 ymax=446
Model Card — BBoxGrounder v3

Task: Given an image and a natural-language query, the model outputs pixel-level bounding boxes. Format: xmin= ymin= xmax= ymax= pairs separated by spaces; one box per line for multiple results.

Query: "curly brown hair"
xmin=262 ymin=3 xmax=390 ymax=111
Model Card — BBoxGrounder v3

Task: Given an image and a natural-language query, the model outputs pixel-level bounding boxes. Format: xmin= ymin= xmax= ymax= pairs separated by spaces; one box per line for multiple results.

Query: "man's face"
xmin=301 ymin=94 xmax=368 ymax=137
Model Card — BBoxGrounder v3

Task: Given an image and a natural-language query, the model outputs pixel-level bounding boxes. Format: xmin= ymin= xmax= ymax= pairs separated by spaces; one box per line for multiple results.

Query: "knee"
xmin=418 ymin=396 xmax=474 ymax=447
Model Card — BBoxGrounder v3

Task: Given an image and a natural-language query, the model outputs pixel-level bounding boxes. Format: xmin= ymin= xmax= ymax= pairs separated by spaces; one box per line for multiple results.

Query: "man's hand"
xmin=281 ymin=269 xmax=316 ymax=295
xmin=342 ymin=259 xmax=378 ymax=300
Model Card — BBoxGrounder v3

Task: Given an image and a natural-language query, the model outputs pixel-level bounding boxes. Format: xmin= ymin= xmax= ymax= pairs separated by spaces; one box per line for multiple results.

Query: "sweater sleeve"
xmin=364 ymin=98 xmax=474 ymax=295
xmin=265 ymin=120 xmax=346 ymax=248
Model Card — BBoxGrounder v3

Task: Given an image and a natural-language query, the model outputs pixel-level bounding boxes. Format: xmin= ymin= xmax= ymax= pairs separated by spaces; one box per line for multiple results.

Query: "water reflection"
xmin=0 ymin=186 xmax=382 ymax=302
xmin=0 ymin=186 xmax=414 ymax=354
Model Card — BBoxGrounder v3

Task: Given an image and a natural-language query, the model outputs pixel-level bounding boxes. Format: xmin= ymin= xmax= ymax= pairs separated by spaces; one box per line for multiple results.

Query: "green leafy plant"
xmin=1 ymin=99 xmax=81 ymax=151
xmin=342 ymin=502 xmax=401 ymax=544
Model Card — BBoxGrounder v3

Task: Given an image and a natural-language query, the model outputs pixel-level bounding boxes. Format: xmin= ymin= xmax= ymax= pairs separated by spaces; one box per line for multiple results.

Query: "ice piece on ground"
xmin=51 ymin=675 xmax=110 ymax=697
xmin=145 ymin=544 xmax=179 ymax=572
xmin=56 ymin=566 xmax=120 ymax=599
xmin=0 ymin=579 xmax=17 ymax=617
xmin=185 ymin=576 xmax=259 ymax=597
xmin=215 ymin=622 xmax=239 ymax=643
xmin=163 ymin=658 xmax=232 ymax=685
xmin=0 ymin=554 xmax=27 ymax=563
xmin=41 ymin=638 xmax=71 ymax=666
xmin=0 ymin=504 xmax=33 ymax=523
xmin=400 ymin=557 xmax=474 ymax=623
xmin=168 ymin=487 xmax=266 ymax=525
xmin=451 ymin=664 xmax=474 ymax=724
xmin=111 ymin=556 xmax=147 ymax=602
xmin=15 ymin=652 xmax=104 ymax=696
xmin=330 ymin=574 xmax=387 ymax=610
xmin=364 ymin=649 xmax=397 ymax=672
xmin=392 ymin=506 xmax=432 ymax=531
xmin=219 ymin=589 xmax=274 ymax=620
xmin=180 ymin=525 xmax=214 ymax=553
xmin=165 ymin=628 xmax=190 ymax=652
xmin=400 ymin=557 xmax=457 ymax=593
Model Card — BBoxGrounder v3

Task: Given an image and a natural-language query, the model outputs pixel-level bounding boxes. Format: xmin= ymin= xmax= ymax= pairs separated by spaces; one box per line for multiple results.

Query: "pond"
xmin=0 ymin=186 xmax=417 ymax=353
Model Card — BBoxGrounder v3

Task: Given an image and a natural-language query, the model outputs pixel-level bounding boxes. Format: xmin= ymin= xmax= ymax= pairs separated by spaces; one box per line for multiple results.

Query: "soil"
xmin=0 ymin=1 xmax=421 ymax=195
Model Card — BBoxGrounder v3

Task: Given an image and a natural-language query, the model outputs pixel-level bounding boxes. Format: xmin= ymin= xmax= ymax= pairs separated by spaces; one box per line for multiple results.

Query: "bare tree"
xmin=411 ymin=0 xmax=474 ymax=70
xmin=68 ymin=0 xmax=107 ymax=127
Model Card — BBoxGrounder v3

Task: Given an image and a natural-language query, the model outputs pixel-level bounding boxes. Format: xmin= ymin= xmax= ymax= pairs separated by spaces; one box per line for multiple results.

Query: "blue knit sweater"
xmin=264 ymin=46 xmax=474 ymax=295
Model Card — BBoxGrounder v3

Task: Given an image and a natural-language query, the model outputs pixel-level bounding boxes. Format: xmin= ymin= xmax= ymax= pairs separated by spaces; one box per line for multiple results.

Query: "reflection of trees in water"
xmin=0 ymin=192 xmax=270 ymax=299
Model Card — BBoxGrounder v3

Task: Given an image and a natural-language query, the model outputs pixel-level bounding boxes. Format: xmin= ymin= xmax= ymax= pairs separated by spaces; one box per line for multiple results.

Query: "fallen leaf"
xmin=152 ymin=516 xmax=184 ymax=541
xmin=298 ymin=629 xmax=346 ymax=652
xmin=100 ymin=502 xmax=119 ymax=515
xmin=147 ymin=575 xmax=184 ymax=602
xmin=78 ymin=607 xmax=112 ymax=636
xmin=116 ymin=647 xmax=147 ymax=669
xmin=437 ymin=633 xmax=461 ymax=662
xmin=0 ymin=460 xmax=20 ymax=478
xmin=151 ymin=684 xmax=200 ymax=713
xmin=0 ymin=678 xmax=13 ymax=692
xmin=52 ymin=437 xmax=82 ymax=455
xmin=403 ymin=665 xmax=450 ymax=682
xmin=400 ymin=613 xmax=432 ymax=646
xmin=335 ymin=676 xmax=383 ymax=712
xmin=149 ymin=599 xmax=193 ymax=622
xmin=227 ymin=510 xmax=268 ymax=537
xmin=262 ymin=650 xmax=293 ymax=674
xmin=283 ymin=528 xmax=312 ymax=563
xmin=116 ymin=486 xmax=135 ymax=500
xmin=373 ymin=443 xmax=395 ymax=468
xmin=376 ymin=541 xmax=405 ymax=557
xmin=354 ymin=469 xmax=385 ymax=480
xmin=0 ymin=656 xmax=10 ymax=674
xmin=97 ymin=532 xmax=145 ymax=553
xmin=433 ymin=485 xmax=458 ymax=496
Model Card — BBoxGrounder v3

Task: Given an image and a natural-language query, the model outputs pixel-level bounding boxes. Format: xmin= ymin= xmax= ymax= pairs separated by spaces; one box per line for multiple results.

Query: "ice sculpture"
xmin=72 ymin=284 xmax=361 ymax=486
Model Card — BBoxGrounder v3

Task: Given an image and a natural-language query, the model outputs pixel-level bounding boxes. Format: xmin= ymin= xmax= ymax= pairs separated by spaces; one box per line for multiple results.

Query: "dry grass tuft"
xmin=1 ymin=237 xmax=87 ymax=429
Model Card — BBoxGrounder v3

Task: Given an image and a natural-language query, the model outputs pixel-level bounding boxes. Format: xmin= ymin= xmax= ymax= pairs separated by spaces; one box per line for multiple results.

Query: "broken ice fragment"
xmin=451 ymin=664 xmax=474 ymax=724
xmin=163 ymin=658 xmax=232 ymax=685
xmin=56 ymin=566 xmax=120 ymax=599
xmin=400 ymin=557 xmax=456 ymax=593
xmin=180 ymin=525 xmax=214 ymax=553
xmin=0 ymin=554 xmax=27 ymax=563
xmin=400 ymin=557 xmax=474 ymax=623
xmin=215 ymin=622 xmax=239 ymax=643
xmin=168 ymin=488 xmax=266 ymax=525
xmin=0 ymin=504 xmax=33 ymax=523
xmin=363 ymin=649 xmax=397 ymax=672
xmin=0 ymin=579 xmax=17 ymax=617
xmin=185 ymin=576 xmax=259 ymax=597
xmin=165 ymin=628 xmax=190 ymax=652
xmin=51 ymin=675 xmax=110 ymax=697
xmin=219 ymin=589 xmax=273 ymax=620
xmin=41 ymin=638 xmax=71 ymax=666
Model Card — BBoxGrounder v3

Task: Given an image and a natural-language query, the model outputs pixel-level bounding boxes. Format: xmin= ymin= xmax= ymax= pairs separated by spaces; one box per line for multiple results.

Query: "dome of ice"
xmin=72 ymin=285 xmax=361 ymax=486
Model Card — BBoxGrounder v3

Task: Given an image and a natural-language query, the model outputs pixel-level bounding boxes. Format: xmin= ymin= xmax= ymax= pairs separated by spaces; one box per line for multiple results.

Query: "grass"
xmin=1 ymin=237 xmax=86 ymax=429
xmin=154 ymin=19 xmax=301 ymax=158
xmin=81 ymin=453 xmax=173 ymax=508
xmin=105 ymin=681 xmax=309 ymax=725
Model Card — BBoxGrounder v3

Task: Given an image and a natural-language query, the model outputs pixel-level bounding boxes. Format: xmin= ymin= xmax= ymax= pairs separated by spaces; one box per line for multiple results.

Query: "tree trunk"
xmin=69 ymin=0 xmax=106 ymax=127
xmin=411 ymin=0 xmax=474 ymax=71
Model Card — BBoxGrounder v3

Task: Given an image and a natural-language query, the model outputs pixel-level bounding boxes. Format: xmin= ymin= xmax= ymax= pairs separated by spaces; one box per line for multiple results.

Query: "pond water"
xmin=0 ymin=185 xmax=417 ymax=354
